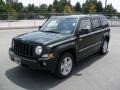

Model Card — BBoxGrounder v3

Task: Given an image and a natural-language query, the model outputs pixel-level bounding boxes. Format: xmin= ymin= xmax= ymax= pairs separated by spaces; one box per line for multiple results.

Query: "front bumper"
xmin=9 ymin=49 xmax=57 ymax=72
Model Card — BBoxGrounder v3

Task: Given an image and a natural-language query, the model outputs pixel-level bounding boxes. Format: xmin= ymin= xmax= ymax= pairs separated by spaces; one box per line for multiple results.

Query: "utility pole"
xmin=105 ymin=0 xmax=107 ymax=14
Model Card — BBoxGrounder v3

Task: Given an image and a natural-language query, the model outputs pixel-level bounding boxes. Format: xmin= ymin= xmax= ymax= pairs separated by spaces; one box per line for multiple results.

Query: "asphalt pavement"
xmin=0 ymin=27 xmax=120 ymax=90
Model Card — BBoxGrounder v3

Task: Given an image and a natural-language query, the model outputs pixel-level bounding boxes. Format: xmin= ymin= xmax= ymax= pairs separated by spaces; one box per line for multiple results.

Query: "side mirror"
xmin=39 ymin=26 xmax=42 ymax=30
xmin=80 ymin=28 xmax=90 ymax=35
xmin=76 ymin=28 xmax=90 ymax=37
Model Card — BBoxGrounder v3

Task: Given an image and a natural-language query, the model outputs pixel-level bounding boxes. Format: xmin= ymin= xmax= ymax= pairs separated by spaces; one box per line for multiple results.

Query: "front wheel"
xmin=99 ymin=39 xmax=108 ymax=55
xmin=55 ymin=53 xmax=74 ymax=78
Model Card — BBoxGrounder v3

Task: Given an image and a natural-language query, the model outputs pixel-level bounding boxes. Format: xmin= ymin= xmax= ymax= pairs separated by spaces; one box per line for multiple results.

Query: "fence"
xmin=0 ymin=13 xmax=120 ymax=29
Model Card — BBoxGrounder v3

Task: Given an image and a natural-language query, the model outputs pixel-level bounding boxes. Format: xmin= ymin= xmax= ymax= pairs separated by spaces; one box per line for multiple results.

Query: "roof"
xmin=51 ymin=14 xmax=106 ymax=19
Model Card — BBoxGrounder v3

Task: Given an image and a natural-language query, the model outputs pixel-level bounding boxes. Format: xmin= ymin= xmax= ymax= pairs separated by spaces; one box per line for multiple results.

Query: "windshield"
xmin=40 ymin=18 xmax=77 ymax=34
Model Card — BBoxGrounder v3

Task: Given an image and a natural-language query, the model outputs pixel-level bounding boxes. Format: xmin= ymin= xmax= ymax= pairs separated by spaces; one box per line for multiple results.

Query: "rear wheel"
xmin=99 ymin=39 xmax=108 ymax=55
xmin=55 ymin=53 xmax=74 ymax=78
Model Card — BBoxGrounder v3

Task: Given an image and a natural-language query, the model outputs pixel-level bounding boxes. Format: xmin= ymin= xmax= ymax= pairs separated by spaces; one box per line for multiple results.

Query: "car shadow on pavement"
xmin=5 ymin=53 xmax=107 ymax=90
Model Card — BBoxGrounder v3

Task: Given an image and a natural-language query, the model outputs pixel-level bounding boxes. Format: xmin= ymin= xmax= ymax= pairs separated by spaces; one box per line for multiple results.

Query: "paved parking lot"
xmin=0 ymin=27 xmax=120 ymax=90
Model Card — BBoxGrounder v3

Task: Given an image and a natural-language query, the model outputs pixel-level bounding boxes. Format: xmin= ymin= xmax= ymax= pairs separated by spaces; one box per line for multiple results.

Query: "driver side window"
xmin=79 ymin=19 xmax=91 ymax=35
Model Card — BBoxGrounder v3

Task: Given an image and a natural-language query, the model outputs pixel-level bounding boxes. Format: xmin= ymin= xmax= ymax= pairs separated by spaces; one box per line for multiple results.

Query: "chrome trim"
xmin=48 ymin=37 xmax=76 ymax=48
xmin=79 ymin=28 xmax=110 ymax=38
xmin=79 ymin=41 xmax=102 ymax=52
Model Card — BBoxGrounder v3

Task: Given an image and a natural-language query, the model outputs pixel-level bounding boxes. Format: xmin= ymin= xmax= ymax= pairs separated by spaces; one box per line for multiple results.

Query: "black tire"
xmin=99 ymin=39 xmax=108 ymax=55
xmin=55 ymin=53 xmax=74 ymax=78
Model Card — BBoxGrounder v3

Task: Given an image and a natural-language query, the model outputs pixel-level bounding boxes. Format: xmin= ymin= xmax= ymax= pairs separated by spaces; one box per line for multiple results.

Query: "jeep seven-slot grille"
xmin=13 ymin=40 xmax=34 ymax=57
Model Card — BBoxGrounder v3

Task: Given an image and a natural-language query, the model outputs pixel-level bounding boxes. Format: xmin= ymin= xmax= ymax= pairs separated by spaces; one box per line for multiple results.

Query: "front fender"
xmin=53 ymin=41 xmax=76 ymax=60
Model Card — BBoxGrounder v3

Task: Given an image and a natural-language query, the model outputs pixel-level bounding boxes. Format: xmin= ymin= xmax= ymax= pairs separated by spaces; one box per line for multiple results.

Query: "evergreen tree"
xmin=96 ymin=1 xmax=103 ymax=13
xmin=106 ymin=4 xmax=117 ymax=14
xmin=53 ymin=0 xmax=63 ymax=13
xmin=39 ymin=4 xmax=48 ymax=13
xmin=48 ymin=4 xmax=53 ymax=13
xmin=75 ymin=2 xmax=81 ymax=12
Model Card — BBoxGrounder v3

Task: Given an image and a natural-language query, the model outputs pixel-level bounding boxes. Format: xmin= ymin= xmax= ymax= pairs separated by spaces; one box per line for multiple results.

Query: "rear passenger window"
xmin=80 ymin=19 xmax=91 ymax=30
xmin=100 ymin=17 xmax=108 ymax=27
xmin=91 ymin=18 xmax=100 ymax=30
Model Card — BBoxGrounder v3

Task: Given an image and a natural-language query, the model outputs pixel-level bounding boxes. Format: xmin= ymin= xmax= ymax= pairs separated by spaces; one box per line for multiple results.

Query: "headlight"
xmin=35 ymin=46 xmax=42 ymax=55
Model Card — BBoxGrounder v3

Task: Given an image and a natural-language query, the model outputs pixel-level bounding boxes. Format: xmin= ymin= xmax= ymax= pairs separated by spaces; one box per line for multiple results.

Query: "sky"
xmin=18 ymin=0 xmax=120 ymax=12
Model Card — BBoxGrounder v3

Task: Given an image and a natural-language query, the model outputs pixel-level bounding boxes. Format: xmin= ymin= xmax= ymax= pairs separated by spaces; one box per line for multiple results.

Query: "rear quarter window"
xmin=100 ymin=17 xmax=109 ymax=27
xmin=91 ymin=18 xmax=100 ymax=30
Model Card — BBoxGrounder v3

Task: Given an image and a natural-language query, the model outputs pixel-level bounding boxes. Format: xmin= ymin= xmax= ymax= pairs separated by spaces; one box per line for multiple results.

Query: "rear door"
xmin=90 ymin=17 xmax=104 ymax=51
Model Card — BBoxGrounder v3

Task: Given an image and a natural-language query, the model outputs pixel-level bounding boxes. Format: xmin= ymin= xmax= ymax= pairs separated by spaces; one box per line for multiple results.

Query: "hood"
xmin=16 ymin=31 xmax=73 ymax=45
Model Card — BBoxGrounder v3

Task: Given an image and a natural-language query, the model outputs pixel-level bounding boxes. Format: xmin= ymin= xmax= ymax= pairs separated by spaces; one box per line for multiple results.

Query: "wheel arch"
xmin=104 ymin=36 xmax=110 ymax=43
xmin=54 ymin=42 xmax=76 ymax=63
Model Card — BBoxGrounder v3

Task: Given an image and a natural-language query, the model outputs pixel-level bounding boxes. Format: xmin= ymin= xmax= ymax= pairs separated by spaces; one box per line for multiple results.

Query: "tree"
xmin=82 ymin=0 xmax=90 ymax=13
xmin=53 ymin=0 xmax=63 ymax=13
xmin=34 ymin=6 xmax=40 ymax=13
xmin=82 ymin=0 xmax=97 ymax=14
xmin=61 ymin=0 xmax=67 ymax=6
xmin=6 ymin=4 xmax=17 ymax=20
xmin=39 ymin=4 xmax=48 ymax=13
xmin=0 ymin=0 xmax=8 ymax=19
xmin=96 ymin=1 xmax=103 ymax=13
xmin=48 ymin=4 xmax=53 ymax=13
xmin=106 ymin=4 xmax=117 ymax=14
xmin=75 ymin=2 xmax=81 ymax=12
xmin=89 ymin=3 xmax=96 ymax=14
xmin=0 ymin=0 xmax=6 ymax=13
xmin=12 ymin=2 xmax=24 ymax=13
xmin=11 ymin=2 xmax=25 ymax=20
xmin=64 ymin=4 xmax=73 ymax=14
xmin=27 ymin=4 xmax=35 ymax=13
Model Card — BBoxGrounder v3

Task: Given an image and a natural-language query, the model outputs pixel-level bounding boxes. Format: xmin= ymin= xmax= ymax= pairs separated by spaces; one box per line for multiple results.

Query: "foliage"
xmin=64 ymin=4 xmax=73 ymax=14
xmin=96 ymin=1 xmax=103 ymax=13
xmin=39 ymin=4 xmax=48 ymax=13
xmin=106 ymin=4 xmax=117 ymax=14
xmin=61 ymin=0 xmax=67 ymax=6
xmin=82 ymin=0 xmax=90 ymax=13
xmin=53 ymin=0 xmax=63 ymax=13
xmin=82 ymin=0 xmax=97 ymax=14
xmin=75 ymin=2 xmax=81 ymax=12
xmin=0 ymin=0 xmax=119 ymax=20
xmin=48 ymin=4 xmax=53 ymax=13
xmin=0 ymin=0 xmax=6 ymax=13
xmin=6 ymin=4 xmax=17 ymax=20
xmin=11 ymin=2 xmax=24 ymax=13
xmin=89 ymin=3 xmax=96 ymax=14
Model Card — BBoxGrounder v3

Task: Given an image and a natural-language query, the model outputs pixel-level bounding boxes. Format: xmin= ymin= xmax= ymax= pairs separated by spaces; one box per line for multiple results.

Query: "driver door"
xmin=77 ymin=18 xmax=95 ymax=61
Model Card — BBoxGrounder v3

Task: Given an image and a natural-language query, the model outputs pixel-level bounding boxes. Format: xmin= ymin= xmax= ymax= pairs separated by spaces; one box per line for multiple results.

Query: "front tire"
xmin=55 ymin=53 xmax=74 ymax=78
xmin=99 ymin=39 xmax=108 ymax=55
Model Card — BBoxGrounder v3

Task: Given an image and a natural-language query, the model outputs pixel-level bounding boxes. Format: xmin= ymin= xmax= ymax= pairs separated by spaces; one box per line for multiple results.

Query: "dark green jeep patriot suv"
xmin=9 ymin=15 xmax=110 ymax=78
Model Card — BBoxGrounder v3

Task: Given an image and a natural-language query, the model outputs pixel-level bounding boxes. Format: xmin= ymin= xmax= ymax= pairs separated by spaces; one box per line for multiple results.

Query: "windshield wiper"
xmin=42 ymin=31 xmax=60 ymax=34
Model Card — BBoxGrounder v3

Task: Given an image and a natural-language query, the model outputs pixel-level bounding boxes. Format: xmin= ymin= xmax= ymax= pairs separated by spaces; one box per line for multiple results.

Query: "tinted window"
xmin=79 ymin=19 xmax=91 ymax=35
xmin=91 ymin=18 xmax=100 ymax=30
xmin=80 ymin=19 xmax=91 ymax=30
xmin=100 ymin=17 xmax=108 ymax=27
xmin=40 ymin=18 xmax=77 ymax=34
